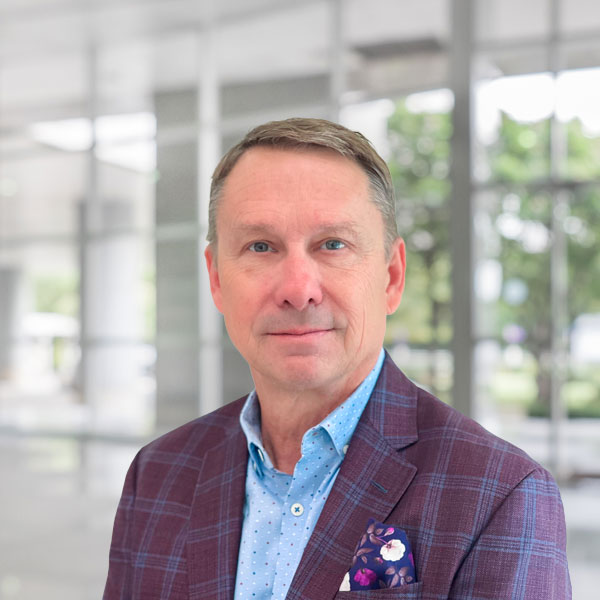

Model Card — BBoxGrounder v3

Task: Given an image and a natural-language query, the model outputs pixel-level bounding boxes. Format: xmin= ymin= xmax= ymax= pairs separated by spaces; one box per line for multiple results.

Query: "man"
xmin=104 ymin=118 xmax=571 ymax=599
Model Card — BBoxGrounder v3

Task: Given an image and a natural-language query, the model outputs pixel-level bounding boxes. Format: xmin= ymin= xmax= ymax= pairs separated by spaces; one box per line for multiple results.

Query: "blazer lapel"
xmin=287 ymin=355 xmax=420 ymax=599
xmin=187 ymin=423 xmax=248 ymax=600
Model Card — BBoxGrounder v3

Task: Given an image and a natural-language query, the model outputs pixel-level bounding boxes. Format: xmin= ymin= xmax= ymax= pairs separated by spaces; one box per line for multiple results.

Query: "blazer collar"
xmin=360 ymin=350 xmax=419 ymax=451
xmin=287 ymin=353 xmax=420 ymax=599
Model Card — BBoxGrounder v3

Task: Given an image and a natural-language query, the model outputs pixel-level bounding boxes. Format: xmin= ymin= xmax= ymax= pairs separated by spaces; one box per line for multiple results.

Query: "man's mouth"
xmin=269 ymin=328 xmax=332 ymax=336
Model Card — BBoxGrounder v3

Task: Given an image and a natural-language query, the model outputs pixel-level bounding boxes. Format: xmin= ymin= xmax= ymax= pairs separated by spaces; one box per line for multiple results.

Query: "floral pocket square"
xmin=339 ymin=519 xmax=416 ymax=591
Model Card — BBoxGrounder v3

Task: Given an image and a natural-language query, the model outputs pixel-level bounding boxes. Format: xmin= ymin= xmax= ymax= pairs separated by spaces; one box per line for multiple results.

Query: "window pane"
xmin=384 ymin=92 xmax=453 ymax=402
xmin=474 ymin=187 xmax=553 ymax=462
xmin=0 ymin=242 xmax=80 ymax=429
xmin=556 ymin=68 xmax=600 ymax=182
xmin=474 ymin=75 xmax=552 ymax=184
xmin=567 ymin=187 xmax=600 ymax=442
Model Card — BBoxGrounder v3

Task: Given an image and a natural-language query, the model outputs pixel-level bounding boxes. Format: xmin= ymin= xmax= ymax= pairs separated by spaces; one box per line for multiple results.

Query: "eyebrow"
xmin=232 ymin=221 xmax=363 ymax=237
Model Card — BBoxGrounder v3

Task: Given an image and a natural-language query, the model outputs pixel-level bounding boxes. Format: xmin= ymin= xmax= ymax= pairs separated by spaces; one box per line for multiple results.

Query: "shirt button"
xmin=290 ymin=502 xmax=304 ymax=516
xmin=257 ymin=447 xmax=265 ymax=462
xmin=343 ymin=444 xmax=349 ymax=455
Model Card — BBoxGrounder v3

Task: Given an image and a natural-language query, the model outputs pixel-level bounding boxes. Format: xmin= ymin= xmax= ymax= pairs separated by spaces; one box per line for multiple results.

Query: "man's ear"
xmin=204 ymin=245 xmax=224 ymax=314
xmin=385 ymin=237 xmax=406 ymax=315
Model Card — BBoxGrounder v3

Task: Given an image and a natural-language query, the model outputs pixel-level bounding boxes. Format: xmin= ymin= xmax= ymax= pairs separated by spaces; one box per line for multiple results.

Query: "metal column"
xmin=449 ymin=0 xmax=475 ymax=418
xmin=548 ymin=0 xmax=569 ymax=481
xmin=78 ymin=45 xmax=98 ymax=411
xmin=197 ymin=7 xmax=224 ymax=415
xmin=329 ymin=0 xmax=344 ymax=122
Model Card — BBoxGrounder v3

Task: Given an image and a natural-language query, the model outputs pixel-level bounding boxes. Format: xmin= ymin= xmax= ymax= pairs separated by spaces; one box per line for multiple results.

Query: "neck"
xmin=251 ymin=352 xmax=382 ymax=475
xmin=253 ymin=367 xmax=370 ymax=475
xmin=258 ymin=388 xmax=341 ymax=474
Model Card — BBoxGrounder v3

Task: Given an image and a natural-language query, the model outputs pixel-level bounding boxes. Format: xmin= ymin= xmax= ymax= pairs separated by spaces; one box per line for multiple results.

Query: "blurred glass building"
xmin=0 ymin=1 xmax=599 ymax=598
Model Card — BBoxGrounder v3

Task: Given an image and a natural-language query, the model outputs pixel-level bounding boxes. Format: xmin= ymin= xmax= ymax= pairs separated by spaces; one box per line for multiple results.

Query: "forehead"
xmin=215 ymin=147 xmax=387 ymax=253
xmin=220 ymin=146 xmax=370 ymax=209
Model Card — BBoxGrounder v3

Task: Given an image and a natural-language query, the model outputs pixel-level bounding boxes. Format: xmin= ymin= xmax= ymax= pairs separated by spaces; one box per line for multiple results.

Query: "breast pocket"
xmin=334 ymin=581 xmax=423 ymax=599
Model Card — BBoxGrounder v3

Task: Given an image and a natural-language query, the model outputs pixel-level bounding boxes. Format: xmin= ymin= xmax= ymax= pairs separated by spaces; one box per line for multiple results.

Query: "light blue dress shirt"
xmin=234 ymin=349 xmax=385 ymax=599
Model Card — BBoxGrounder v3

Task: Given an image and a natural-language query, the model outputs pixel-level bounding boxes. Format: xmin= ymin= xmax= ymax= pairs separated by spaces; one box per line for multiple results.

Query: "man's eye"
xmin=322 ymin=239 xmax=346 ymax=250
xmin=249 ymin=241 xmax=272 ymax=253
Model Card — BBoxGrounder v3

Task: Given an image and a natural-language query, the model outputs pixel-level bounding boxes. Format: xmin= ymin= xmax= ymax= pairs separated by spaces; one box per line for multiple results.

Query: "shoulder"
xmin=414 ymin=385 xmax=545 ymax=484
xmin=133 ymin=395 xmax=247 ymax=479
xmin=409 ymin=387 xmax=564 ymax=541
xmin=377 ymin=353 xmax=553 ymax=489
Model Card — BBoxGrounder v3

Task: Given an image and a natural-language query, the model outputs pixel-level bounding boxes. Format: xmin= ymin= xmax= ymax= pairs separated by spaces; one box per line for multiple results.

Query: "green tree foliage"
xmin=385 ymin=102 xmax=452 ymax=348
xmin=565 ymin=119 xmax=600 ymax=181
xmin=568 ymin=188 xmax=600 ymax=319
xmin=384 ymin=102 xmax=452 ymax=397
xmin=385 ymin=98 xmax=600 ymax=416
xmin=488 ymin=115 xmax=550 ymax=183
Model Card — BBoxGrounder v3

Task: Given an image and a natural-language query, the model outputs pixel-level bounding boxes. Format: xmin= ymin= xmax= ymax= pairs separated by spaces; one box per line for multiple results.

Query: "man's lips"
xmin=268 ymin=328 xmax=333 ymax=336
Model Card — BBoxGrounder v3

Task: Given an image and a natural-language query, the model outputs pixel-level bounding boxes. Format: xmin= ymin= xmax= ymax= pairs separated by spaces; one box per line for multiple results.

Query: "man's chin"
xmin=257 ymin=356 xmax=337 ymax=392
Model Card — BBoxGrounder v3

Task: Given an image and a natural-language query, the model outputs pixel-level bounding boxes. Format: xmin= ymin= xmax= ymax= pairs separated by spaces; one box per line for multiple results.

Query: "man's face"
xmin=205 ymin=146 xmax=405 ymax=397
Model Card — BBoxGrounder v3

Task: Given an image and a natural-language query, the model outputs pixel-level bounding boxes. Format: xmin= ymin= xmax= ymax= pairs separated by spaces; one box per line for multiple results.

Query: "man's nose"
xmin=273 ymin=252 xmax=323 ymax=311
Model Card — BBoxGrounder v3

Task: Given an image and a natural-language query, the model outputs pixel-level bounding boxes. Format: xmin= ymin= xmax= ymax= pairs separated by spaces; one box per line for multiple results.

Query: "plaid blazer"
xmin=104 ymin=353 xmax=571 ymax=599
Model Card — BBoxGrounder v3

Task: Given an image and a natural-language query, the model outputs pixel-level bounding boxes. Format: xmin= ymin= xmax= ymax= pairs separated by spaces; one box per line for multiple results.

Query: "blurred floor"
xmin=0 ymin=435 xmax=138 ymax=600
xmin=0 ymin=430 xmax=598 ymax=599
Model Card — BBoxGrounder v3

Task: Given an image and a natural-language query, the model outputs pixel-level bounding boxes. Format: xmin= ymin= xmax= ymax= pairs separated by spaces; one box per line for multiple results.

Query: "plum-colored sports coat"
xmin=104 ymin=354 xmax=571 ymax=599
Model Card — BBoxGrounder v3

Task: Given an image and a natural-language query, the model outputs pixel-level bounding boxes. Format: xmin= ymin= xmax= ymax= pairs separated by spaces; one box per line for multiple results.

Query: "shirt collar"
xmin=315 ymin=348 xmax=385 ymax=456
xmin=239 ymin=389 xmax=269 ymax=475
xmin=240 ymin=348 xmax=385 ymax=469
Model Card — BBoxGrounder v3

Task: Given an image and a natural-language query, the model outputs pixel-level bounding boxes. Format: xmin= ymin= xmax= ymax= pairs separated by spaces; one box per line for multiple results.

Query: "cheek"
xmin=221 ymin=271 xmax=270 ymax=321
xmin=222 ymin=305 xmax=257 ymax=353
xmin=336 ymin=273 xmax=385 ymax=323
xmin=219 ymin=275 xmax=252 ymax=324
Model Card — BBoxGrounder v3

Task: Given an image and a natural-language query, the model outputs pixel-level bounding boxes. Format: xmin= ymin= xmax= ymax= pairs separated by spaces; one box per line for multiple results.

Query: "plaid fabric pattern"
xmin=103 ymin=399 xmax=249 ymax=600
xmin=104 ymin=353 xmax=571 ymax=599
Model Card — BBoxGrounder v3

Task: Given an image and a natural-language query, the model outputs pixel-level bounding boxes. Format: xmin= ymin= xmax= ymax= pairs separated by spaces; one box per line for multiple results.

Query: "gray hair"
xmin=208 ymin=117 xmax=398 ymax=255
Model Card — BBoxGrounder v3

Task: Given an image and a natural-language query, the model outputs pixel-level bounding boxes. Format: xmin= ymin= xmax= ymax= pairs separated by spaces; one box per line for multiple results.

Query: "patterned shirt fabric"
xmin=234 ymin=349 xmax=385 ymax=600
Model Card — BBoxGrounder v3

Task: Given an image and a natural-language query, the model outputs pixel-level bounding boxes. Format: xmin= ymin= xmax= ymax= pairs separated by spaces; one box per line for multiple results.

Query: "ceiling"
xmin=1 ymin=0 xmax=599 ymax=130
xmin=0 ymin=0 xmax=450 ymax=130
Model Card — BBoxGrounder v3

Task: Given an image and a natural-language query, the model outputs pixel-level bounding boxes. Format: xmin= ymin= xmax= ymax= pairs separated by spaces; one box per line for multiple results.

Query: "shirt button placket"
xmin=272 ymin=471 xmax=309 ymax=600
